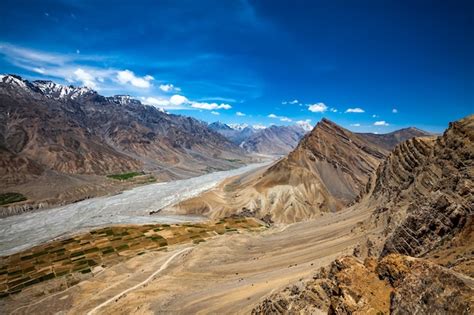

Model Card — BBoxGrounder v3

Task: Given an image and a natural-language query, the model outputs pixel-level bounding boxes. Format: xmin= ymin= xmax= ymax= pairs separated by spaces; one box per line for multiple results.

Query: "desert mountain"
xmin=0 ymin=74 xmax=250 ymax=210
xmin=209 ymin=121 xmax=307 ymax=155
xmin=167 ymin=118 xmax=394 ymax=223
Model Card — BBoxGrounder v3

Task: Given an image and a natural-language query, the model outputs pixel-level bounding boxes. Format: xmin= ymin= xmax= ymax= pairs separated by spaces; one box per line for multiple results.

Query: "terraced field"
xmin=0 ymin=217 xmax=265 ymax=298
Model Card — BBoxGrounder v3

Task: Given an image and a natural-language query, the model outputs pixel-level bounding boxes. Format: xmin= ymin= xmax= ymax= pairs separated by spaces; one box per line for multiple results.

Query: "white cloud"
xmin=191 ymin=102 xmax=232 ymax=110
xmin=330 ymin=108 xmax=338 ymax=112
xmin=350 ymin=123 xmax=361 ymax=127
xmin=345 ymin=107 xmax=365 ymax=113
xmin=374 ymin=121 xmax=389 ymax=126
xmin=372 ymin=114 xmax=378 ymax=118
xmin=74 ymin=68 xmax=97 ymax=89
xmin=142 ymin=97 xmax=170 ymax=107
xmin=268 ymin=113 xmax=291 ymax=122
xmin=170 ymin=94 xmax=189 ymax=106
xmin=296 ymin=119 xmax=313 ymax=131
xmin=236 ymin=111 xmax=246 ymax=116
xmin=392 ymin=108 xmax=398 ymax=113
xmin=308 ymin=103 xmax=328 ymax=113
xmin=116 ymin=70 xmax=154 ymax=88
xmin=159 ymin=83 xmax=179 ymax=92
xmin=211 ymin=111 xmax=220 ymax=115
xmin=33 ymin=67 xmax=45 ymax=74
xmin=282 ymin=99 xmax=299 ymax=105
xmin=253 ymin=124 xmax=266 ymax=129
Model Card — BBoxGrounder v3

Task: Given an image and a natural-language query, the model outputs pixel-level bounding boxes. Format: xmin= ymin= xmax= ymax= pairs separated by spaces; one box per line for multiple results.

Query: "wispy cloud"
xmin=350 ymin=123 xmax=361 ymax=127
xmin=0 ymin=42 xmax=156 ymax=91
xmin=159 ymin=83 xmax=180 ymax=92
xmin=236 ymin=111 xmax=246 ymax=116
xmin=345 ymin=107 xmax=365 ymax=113
xmin=392 ymin=108 xmax=398 ymax=113
xmin=374 ymin=120 xmax=389 ymax=126
xmin=268 ymin=113 xmax=292 ymax=122
xmin=211 ymin=111 xmax=220 ymax=115
xmin=282 ymin=99 xmax=298 ymax=105
xmin=191 ymin=102 xmax=232 ymax=110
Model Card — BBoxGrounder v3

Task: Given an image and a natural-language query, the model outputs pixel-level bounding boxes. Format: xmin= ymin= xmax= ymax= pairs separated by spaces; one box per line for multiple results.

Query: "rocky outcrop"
xmin=252 ymin=254 xmax=473 ymax=314
xmin=366 ymin=115 xmax=473 ymax=257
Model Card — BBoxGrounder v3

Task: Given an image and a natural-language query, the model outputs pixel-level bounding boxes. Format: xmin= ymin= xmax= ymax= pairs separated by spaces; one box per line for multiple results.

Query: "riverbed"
xmin=0 ymin=162 xmax=271 ymax=256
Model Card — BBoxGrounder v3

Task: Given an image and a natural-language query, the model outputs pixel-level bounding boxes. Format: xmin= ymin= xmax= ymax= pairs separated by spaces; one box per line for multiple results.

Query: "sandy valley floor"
xmin=3 ymin=205 xmax=379 ymax=314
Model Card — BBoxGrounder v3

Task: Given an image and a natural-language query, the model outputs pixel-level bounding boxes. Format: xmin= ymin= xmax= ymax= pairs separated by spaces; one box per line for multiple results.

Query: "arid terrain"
xmin=1 ymin=115 xmax=472 ymax=314
xmin=1 ymin=1 xmax=472 ymax=313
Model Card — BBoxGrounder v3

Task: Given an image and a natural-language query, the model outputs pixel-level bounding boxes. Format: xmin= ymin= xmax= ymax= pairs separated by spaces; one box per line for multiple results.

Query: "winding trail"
xmin=86 ymin=247 xmax=192 ymax=315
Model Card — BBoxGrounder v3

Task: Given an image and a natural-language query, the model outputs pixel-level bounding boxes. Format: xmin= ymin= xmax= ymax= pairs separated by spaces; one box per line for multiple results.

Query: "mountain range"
xmin=0 ymin=75 xmax=252 ymax=211
xmin=208 ymin=121 xmax=308 ymax=155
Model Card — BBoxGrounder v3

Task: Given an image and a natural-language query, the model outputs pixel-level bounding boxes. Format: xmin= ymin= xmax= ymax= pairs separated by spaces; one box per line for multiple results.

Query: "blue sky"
xmin=0 ymin=0 xmax=472 ymax=133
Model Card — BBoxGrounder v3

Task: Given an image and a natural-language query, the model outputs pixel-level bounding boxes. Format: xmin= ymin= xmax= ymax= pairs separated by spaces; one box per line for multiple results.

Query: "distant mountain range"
xmin=0 ymin=74 xmax=251 ymax=210
xmin=208 ymin=121 xmax=308 ymax=155
xmin=167 ymin=118 xmax=433 ymax=222
xmin=0 ymin=74 xmax=433 ymax=214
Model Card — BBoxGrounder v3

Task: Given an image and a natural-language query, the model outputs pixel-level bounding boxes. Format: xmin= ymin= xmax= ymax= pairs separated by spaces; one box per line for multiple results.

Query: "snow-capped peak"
xmin=33 ymin=80 xmax=94 ymax=100
xmin=252 ymin=124 xmax=267 ymax=130
xmin=1 ymin=74 xmax=30 ymax=91
xmin=295 ymin=120 xmax=314 ymax=132
xmin=108 ymin=95 xmax=141 ymax=106
xmin=228 ymin=123 xmax=249 ymax=130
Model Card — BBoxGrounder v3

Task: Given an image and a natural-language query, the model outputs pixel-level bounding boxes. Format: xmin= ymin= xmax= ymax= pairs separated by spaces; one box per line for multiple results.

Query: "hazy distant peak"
xmin=228 ymin=123 xmax=249 ymax=131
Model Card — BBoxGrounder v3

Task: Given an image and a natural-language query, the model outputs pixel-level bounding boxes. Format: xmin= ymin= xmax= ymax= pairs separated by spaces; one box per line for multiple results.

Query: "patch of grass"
xmin=0 ymin=192 xmax=27 ymax=206
xmin=106 ymin=172 xmax=143 ymax=181
xmin=225 ymin=158 xmax=242 ymax=163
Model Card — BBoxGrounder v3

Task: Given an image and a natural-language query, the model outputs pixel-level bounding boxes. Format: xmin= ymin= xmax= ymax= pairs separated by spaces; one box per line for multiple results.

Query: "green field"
xmin=106 ymin=171 xmax=143 ymax=180
xmin=0 ymin=192 xmax=27 ymax=206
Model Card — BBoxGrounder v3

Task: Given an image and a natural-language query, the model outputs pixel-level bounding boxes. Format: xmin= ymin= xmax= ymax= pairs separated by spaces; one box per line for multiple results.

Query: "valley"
xmin=0 ymin=77 xmax=472 ymax=314
xmin=1 ymin=1 xmax=472 ymax=313
xmin=0 ymin=161 xmax=271 ymax=256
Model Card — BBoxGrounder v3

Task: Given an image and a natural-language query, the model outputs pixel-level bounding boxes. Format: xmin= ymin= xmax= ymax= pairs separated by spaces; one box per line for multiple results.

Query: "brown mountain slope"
xmin=0 ymin=75 xmax=249 ymax=211
xmin=166 ymin=118 xmax=388 ymax=223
